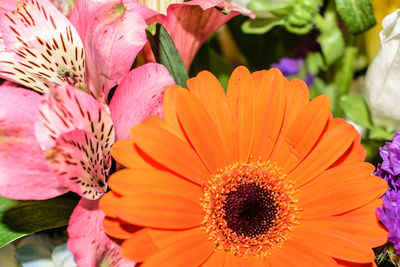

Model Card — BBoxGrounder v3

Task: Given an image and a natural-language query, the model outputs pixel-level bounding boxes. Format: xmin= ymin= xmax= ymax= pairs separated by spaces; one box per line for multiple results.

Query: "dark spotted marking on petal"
xmin=38 ymin=86 xmax=115 ymax=198
xmin=0 ymin=0 xmax=86 ymax=93
xmin=48 ymin=130 xmax=108 ymax=200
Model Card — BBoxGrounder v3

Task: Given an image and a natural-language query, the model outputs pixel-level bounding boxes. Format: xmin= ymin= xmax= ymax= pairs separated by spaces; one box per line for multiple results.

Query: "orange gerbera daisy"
xmin=100 ymin=66 xmax=388 ymax=266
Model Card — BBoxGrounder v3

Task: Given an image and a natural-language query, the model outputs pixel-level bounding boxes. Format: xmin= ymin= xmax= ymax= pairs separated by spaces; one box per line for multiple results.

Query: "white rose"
xmin=363 ymin=9 xmax=400 ymax=132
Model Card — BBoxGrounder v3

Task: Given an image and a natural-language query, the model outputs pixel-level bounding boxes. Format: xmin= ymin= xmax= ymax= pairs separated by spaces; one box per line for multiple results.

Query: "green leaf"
xmin=0 ymin=194 xmax=79 ymax=248
xmin=146 ymin=23 xmax=189 ymax=87
xmin=317 ymin=27 xmax=345 ymax=65
xmin=247 ymin=0 xmax=291 ymax=13
xmin=340 ymin=95 xmax=372 ymax=128
xmin=369 ymin=126 xmax=396 ymax=141
xmin=334 ymin=46 xmax=358 ymax=96
xmin=335 ymin=0 xmax=376 ymax=34
xmin=304 ymin=52 xmax=325 ymax=74
xmin=241 ymin=18 xmax=285 ymax=35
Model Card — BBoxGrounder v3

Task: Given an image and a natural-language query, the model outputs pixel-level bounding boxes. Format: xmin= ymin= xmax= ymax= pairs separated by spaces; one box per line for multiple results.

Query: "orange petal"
xmin=280 ymin=79 xmax=310 ymax=135
xmin=291 ymin=226 xmax=376 ymax=263
xmin=301 ymin=218 xmax=387 ymax=248
xmin=111 ymin=139 xmax=154 ymax=169
xmin=299 ymin=173 xmax=387 ymax=218
xmin=142 ymin=230 xmax=214 ymax=267
xmin=163 ymin=86 xmax=188 ymax=142
xmin=188 ymin=71 xmax=239 ymax=164
xmin=201 ymin=250 xmax=225 ymax=266
xmin=175 ymin=85 xmax=229 ymax=172
xmin=335 ymin=259 xmax=375 ymax=267
xmin=269 ymin=95 xmax=330 ymax=172
xmin=251 ymin=70 xmax=268 ymax=91
xmin=240 ymin=256 xmax=271 ymax=267
xmin=130 ymin=123 xmax=210 ymax=184
xmin=108 ymin=169 xmax=202 ymax=202
xmin=332 ymin=132 xmax=366 ymax=167
xmin=296 ymin=162 xmax=374 ymax=205
xmin=269 ymin=239 xmax=337 ymax=266
xmin=117 ymin=193 xmax=203 ymax=229
xmin=99 ymin=191 xmax=122 ymax=218
xmin=287 ymin=123 xmax=356 ymax=187
xmin=147 ymin=227 xmax=204 ymax=249
xmin=103 ymin=216 xmax=140 ymax=239
xmin=223 ymin=253 xmax=242 ymax=266
xmin=251 ymin=68 xmax=286 ymax=160
xmin=121 ymin=228 xmax=159 ymax=262
xmin=342 ymin=199 xmax=383 ymax=222
xmin=140 ymin=115 xmax=188 ymax=144
xmin=226 ymin=66 xmax=256 ymax=163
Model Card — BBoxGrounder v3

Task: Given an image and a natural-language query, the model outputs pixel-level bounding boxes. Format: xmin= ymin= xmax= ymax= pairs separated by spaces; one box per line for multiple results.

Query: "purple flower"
xmin=380 ymin=131 xmax=400 ymax=177
xmin=304 ymin=74 xmax=315 ymax=88
xmin=377 ymin=190 xmax=400 ymax=253
xmin=376 ymin=131 xmax=400 ymax=254
xmin=270 ymin=58 xmax=304 ymax=77
xmin=270 ymin=58 xmax=314 ymax=87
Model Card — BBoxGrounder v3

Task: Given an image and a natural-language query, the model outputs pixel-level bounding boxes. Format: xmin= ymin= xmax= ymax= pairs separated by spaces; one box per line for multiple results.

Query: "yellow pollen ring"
xmin=201 ymin=161 xmax=298 ymax=258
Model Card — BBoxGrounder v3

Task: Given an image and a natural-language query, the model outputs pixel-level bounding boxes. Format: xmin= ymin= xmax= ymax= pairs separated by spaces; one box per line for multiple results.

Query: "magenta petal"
xmin=70 ymin=0 xmax=148 ymax=99
xmin=144 ymin=1 xmax=243 ymax=69
xmin=36 ymin=85 xmax=115 ymax=170
xmin=67 ymin=199 xmax=135 ymax=267
xmin=109 ymin=63 xmax=174 ymax=141
xmin=48 ymin=129 xmax=107 ymax=200
xmin=0 ymin=0 xmax=85 ymax=93
xmin=0 ymin=86 xmax=67 ymax=200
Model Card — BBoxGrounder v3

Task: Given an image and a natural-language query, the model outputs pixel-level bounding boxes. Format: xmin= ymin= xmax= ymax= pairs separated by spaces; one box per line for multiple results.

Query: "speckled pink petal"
xmin=142 ymin=0 xmax=247 ymax=69
xmin=70 ymin=0 xmax=147 ymax=100
xmin=67 ymin=199 xmax=135 ymax=267
xmin=35 ymin=85 xmax=115 ymax=171
xmin=0 ymin=33 xmax=50 ymax=93
xmin=109 ymin=63 xmax=174 ymax=141
xmin=0 ymin=86 xmax=67 ymax=200
xmin=47 ymin=129 xmax=107 ymax=200
xmin=0 ymin=0 xmax=85 ymax=93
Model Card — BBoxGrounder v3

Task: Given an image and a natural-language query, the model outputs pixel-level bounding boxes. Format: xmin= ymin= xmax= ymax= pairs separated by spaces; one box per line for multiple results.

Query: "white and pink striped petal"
xmin=109 ymin=63 xmax=174 ymax=141
xmin=0 ymin=32 xmax=51 ymax=92
xmin=0 ymin=85 xmax=67 ymax=200
xmin=70 ymin=0 xmax=148 ymax=100
xmin=0 ymin=0 xmax=86 ymax=93
xmin=47 ymin=130 xmax=107 ymax=200
xmin=67 ymin=199 xmax=135 ymax=267
xmin=36 ymin=85 xmax=115 ymax=171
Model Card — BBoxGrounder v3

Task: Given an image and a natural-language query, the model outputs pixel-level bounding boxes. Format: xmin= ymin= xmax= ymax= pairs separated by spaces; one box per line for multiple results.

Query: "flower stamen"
xmin=201 ymin=161 xmax=298 ymax=258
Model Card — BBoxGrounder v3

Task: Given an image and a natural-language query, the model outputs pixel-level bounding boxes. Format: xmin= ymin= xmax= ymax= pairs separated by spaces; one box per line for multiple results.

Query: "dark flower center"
xmin=201 ymin=161 xmax=297 ymax=257
xmin=223 ymin=183 xmax=278 ymax=238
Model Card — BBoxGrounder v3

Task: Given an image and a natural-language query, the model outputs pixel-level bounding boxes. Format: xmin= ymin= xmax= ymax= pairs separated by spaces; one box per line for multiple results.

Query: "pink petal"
xmin=49 ymin=0 xmax=73 ymax=17
xmin=47 ymin=129 xmax=107 ymax=200
xmin=136 ymin=0 xmax=184 ymax=15
xmin=67 ymin=199 xmax=135 ymax=267
xmin=0 ymin=0 xmax=85 ymax=93
xmin=109 ymin=63 xmax=174 ymax=141
xmin=124 ymin=1 xmax=157 ymax=20
xmin=70 ymin=0 xmax=148 ymax=100
xmin=0 ymin=32 xmax=50 ymax=93
xmin=142 ymin=0 xmax=246 ymax=69
xmin=35 ymin=85 xmax=115 ymax=171
xmin=0 ymin=85 xmax=67 ymax=200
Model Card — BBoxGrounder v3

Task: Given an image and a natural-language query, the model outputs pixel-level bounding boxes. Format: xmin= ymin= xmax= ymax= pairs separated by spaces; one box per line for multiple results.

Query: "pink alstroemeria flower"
xmin=135 ymin=0 xmax=252 ymax=69
xmin=0 ymin=0 xmax=175 ymax=266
